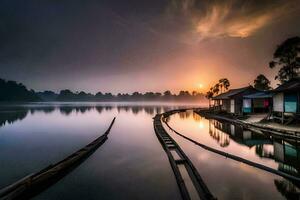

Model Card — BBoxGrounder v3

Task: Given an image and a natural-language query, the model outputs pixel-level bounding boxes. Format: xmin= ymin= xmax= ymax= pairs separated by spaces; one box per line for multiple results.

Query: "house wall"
xmin=284 ymin=92 xmax=298 ymax=113
xmin=243 ymin=98 xmax=272 ymax=113
xmin=243 ymin=99 xmax=252 ymax=113
xmin=221 ymin=100 xmax=230 ymax=112
xmin=234 ymin=99 xmax=242 ymax=115
xmin=253 ymin=99 xmax=265 ymax=108
xmin=273 ymin=93 xmax=284 ymax=112
xmin=214 ymin=87 xmax=257 ymax=115
xmin=232 ymin=88 xmax=257 ymax=115
xmin=230 ymin=99 xmax=235 ymax=113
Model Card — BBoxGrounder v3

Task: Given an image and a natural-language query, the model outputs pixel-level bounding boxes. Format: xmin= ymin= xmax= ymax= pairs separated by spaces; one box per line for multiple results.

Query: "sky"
xmin=0 ymin=0 xmax=300 ymax=94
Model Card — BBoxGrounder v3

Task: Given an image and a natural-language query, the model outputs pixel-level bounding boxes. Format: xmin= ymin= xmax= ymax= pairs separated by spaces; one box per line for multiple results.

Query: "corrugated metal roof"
xmin=212 ymin=86 xmax=253 ymax=100
xmin=243 ymin=92 xmax=272 ymax=99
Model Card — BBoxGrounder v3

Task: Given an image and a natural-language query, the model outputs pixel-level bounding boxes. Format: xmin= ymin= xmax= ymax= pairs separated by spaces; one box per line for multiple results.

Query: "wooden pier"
xmin=153 ymin=114 xmax=215 ymax=200
xmin=0 ymin=117 xmax=116 ymax=200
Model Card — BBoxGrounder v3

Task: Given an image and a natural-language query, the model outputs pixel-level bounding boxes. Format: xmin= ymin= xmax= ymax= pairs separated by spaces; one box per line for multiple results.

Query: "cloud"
xmin=167 ymin=0 xmax=300 ymax=39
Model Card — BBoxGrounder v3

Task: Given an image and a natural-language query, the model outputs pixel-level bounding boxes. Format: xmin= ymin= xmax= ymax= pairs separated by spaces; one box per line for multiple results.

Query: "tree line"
xmin=0 ymin=79 xmax=206 ymax=102
xmin=43 ymin=89 xmax=206 ymax=102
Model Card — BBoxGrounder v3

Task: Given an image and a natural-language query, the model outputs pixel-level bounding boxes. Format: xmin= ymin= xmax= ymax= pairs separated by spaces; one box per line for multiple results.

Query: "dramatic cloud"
xmin=167 ymin=0 xmax=300 ymax=39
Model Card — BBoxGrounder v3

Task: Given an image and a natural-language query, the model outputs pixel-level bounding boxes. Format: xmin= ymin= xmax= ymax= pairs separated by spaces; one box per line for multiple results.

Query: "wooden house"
xmin=271 ymin=78 xmax=300 ymax=123
xmin=212 ymin=86 xmax=257 ymax=115
xmin=242 ymin=92 xmax=272 ymax=114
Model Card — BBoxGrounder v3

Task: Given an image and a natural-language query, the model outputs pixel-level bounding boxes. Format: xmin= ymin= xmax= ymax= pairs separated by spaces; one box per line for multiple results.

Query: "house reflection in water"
xmin=208 ymin=120 xmax=230 ymax=147
xmin=208 ymin=119 xmax=300 ymax=177
xmin=274 ymin=140 xmax=300 ymax=176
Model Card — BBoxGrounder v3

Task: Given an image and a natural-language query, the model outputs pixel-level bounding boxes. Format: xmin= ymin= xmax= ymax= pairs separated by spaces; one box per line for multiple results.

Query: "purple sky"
xmin=1 ymin=0 xmax=300 ymax=93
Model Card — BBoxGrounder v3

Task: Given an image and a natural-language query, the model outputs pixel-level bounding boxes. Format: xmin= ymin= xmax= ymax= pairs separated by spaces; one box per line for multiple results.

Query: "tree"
xmin=218 ymin=78 xmax=230 ymax=93
xmin=205 ymin=89 xmax=214 ymax=108
xmin=154 ymin=92 xmax=162 ymax=97
xmin=212 ymin=83 xmax=220 ymax=95
xmin=57 ymin=89 xmax=76 ymax=101
xmin=254 ymin=74 xmax=271 ymax=91
xmin=163 ymin=90 xmax=172 ymax=96
xmin=0 ymin=78 xmax=40 ymax=102
xmin=222 ymin=78 xmax=230 ymax=91
xmin=37 ymin=91 xmax=58 ymax=101
xmin=269 ymin=36 xmax=300 ymax=83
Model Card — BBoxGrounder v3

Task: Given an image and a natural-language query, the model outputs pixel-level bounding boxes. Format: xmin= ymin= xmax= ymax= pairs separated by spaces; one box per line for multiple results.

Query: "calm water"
xmin=166 ymin=110 xmax=300 ymax=200
xmin=0 ymin=103 xmax=299 ymax=199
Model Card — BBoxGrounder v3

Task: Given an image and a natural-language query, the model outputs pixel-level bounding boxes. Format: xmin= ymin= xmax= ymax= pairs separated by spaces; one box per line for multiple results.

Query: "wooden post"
xmin=282 ymin=92 xmax=285 ymax=124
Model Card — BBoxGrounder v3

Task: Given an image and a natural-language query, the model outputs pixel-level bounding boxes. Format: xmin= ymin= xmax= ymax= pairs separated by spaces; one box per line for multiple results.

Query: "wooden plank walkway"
xmin=0 ymin=117 xmax=116 ymax=200
xmin=153 ymin=114 xmax=215 ymax=200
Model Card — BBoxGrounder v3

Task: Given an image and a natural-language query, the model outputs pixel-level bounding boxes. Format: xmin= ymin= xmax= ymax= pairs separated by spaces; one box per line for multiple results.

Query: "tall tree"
xmin=254 ymin=74 xmax=271 ymax=91
xmin=218 ymin=78 xmax=230 ymax=93
xmin=269 ymin=36 xmax=300 ymax=83
xmin=205 ymin=88 xmax=214 ymax=108
xmin=212 ymin=83 xmax=220 ymax=95
xmin=218 ymin=80 xmax=223 ymax=93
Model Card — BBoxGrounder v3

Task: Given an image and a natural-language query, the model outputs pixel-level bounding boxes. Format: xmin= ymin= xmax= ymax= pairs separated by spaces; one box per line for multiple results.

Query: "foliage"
xmin=55 ymin=89 xmax=205 ymax=102
xmin=218 ymin=78 xmax=230 ymax=93
xmin=0 ymin=79 xmax=40 ymax=102
xmin=269 ymin=36 xmax=300 ymax=83
xmin=37 ymin=91 xmax=58 ymax=101
xmin=205 ymin=78 xmax=231 ymax=100
xmin=0 ymin=78 xmax=206 ymax=102
xmin=253 ymin=74 xmax=271 ymax=91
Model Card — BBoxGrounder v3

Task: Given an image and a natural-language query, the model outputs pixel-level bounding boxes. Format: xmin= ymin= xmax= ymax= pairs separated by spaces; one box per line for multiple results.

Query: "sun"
xmin=198 ymin=83 xmax=203 ymax=89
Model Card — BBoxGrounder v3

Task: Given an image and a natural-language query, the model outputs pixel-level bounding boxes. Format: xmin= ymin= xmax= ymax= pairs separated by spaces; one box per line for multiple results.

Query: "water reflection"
xmin=0 ymin=104 xmax=190 ymax=127
xmin=0 ymin=109 xmax=28 ymax=127
xmin=275 ymin=179 xmax=300 ymax=199
xmin=167 ymin=111 xmax=300 ymax=199
xmin=173 ymin=112 xmax=300 ymax=177
xmin=210 ymin=119 xmax=300 ymax=177
xmin=2 ymin=105 xmax=299 ymax=199
xmin=0 ymin=103 xmax=188 ymax=199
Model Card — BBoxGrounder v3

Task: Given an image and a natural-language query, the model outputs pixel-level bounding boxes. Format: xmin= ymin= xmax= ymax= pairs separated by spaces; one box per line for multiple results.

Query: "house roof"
xmin=243 ymin=92 xmax=272 ymax=99
xmin=212 ymin=86 xmax=253 ymax=100
xmin=272 ymin=78 xmax=300 ymax=92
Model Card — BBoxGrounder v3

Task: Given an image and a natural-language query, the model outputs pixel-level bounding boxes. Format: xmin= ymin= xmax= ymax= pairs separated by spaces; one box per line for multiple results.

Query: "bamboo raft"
xmin=153 ymin=114 xmax=215 ymax=200
xmin=0 ymin=117 xmax=116 ymax=200
xmin=162 ymin=110 xmax=300 ymax=183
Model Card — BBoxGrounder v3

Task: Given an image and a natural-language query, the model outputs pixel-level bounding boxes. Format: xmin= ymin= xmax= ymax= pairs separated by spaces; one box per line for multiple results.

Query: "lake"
xmin=0 ymin=103 xmax=299 ymax=199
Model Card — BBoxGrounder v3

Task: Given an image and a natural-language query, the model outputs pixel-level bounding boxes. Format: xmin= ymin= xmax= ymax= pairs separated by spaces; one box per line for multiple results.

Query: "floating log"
xmin=0 ymin=117 xmax=116 ymax=200
xmin=153 ymin=114 xmax=216 ymax=200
